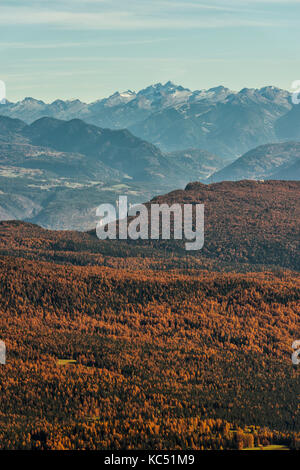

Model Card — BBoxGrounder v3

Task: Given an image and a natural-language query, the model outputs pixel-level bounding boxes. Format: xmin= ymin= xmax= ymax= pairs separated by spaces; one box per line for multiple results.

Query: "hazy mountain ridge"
xmin=130 ymin=86 xmax=292 ymax=157
xmin=275 ymin=103 xmax=300 ymax=141
xmin=1 ymin=84 xmax=299 ymax=230
xmin=1 ymin=83 xmax=293 ymax=158
xmin=0 ymin=115 xmax=223 ymax=229
xmin=0 ymin=114 xmax=299 ymax=230
xmin=1 ymin=82 xmax=233 ymax=127
xmin=165 ymin=148 xmax=224 ymax=181
xmin=208 ymin=142 xmax=300 ymax=182
xmin=272 ymin=158 xmax=300 ymax=180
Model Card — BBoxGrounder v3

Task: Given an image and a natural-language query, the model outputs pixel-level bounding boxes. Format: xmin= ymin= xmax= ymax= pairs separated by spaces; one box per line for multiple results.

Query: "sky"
xmin=1 ymin=0 xmax=300 ymax=103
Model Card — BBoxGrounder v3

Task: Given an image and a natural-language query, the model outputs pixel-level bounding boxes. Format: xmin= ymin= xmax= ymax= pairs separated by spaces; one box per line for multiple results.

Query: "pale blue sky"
xmin=1 ymin=0 xmax=300 ymax=102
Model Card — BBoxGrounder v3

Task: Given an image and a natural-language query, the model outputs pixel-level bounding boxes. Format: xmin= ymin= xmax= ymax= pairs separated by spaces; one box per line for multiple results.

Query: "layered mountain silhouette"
xmin=1 ymin=82 xmax=292 ymax=158
xmin=0 ymin=115 xmax=223 ymax=229
xmin=21 ymin=116 xmax=173 ymax=181
xmin=0 ymin=115 xmax=223 ymax=183
xmin=208 ymin=142 xmax=300 ymax=182
xmin=130 ymin=86 xmax=291 ymax=157
xmin=1 ymin=82 xmax=233 ymax=127
xmin=275 ymin=103 xmax=300 ymax=140
xmin=272 ymin=158 xmax=300 ymax=180
xmin=0 ymin=82 xmax=299 ymax=230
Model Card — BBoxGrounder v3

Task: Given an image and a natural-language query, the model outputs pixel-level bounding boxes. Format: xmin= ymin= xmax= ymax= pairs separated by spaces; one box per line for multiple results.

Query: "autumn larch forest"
xmin=0 ymin=181 xmax=299 ymax=450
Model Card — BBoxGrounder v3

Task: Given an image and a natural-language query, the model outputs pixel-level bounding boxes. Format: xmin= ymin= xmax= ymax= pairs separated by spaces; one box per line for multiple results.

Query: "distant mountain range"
xmin=0 ymin=115 xmax=223 ymax=184
xmin=1 ymin=82 xmax=300 ymax=230
xmin=275 ymin=103 xmax=300 ymax=141
xmin=0 ymin=115 xmax=223 ymax=229
xmin=0 ymin=112 xmax=300 ymax=230
xmin=131 ymin=86 xmax=292 ymax=158
xmin=209 ymin=142 xmax=300 ymax=182
xmin=1 ymin=82 xmax=293 ymax=158
xmin=0 ymin=82 xmax=233 ymax=128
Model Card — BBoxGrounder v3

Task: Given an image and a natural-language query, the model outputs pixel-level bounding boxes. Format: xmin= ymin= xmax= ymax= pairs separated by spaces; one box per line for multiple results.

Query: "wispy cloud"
xmin=0 ymin=6 xmax=285 ymax=29
xmin=2 ymin=0 xmax=299 ymax=102
xmin=0 ymin=38 xmax=172 ymax=49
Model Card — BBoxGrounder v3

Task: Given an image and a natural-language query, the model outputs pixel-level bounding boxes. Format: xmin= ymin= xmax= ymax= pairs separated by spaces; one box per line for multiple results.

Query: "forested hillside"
xmin=0 ymin=179 xmax=299 ymax=449
xmin=0 ymin=255 xmax=299 ymax=449
xmin=0 ymin=180 xmax=299 ymax=271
